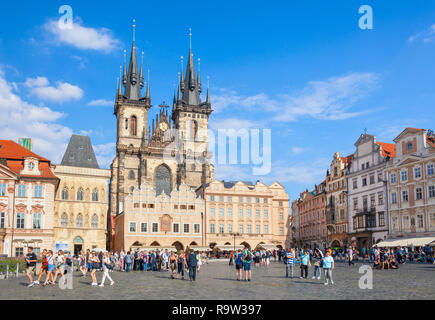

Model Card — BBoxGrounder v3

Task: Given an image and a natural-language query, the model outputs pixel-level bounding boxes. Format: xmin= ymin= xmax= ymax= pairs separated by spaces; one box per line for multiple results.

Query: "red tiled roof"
xmin=427 ymin=135 xmax=435 ymax=149
xmin=0 ymin=140 xmax=57 ymax=179
xmin=340 ymin=154 xmax=353 ymax=167
xmin=376 ymin=141 xmax=396 ymax=158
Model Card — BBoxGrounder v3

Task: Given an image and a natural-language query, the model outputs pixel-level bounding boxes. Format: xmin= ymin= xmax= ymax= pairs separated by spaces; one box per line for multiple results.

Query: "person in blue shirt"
xmin=235 ymin=249 xmax=243 ymax=281
xmin=285 ymin=248 xmax=295 ymax=278
xmin=369 ymin=247 xmax=374 ymax=263
xmin=187 ymin=249 xmax=198 ymax=281
xmin=300 ymin=250 xmax=310 ymax=279
xmin=322 ymin=251 xmax=335 ymax=285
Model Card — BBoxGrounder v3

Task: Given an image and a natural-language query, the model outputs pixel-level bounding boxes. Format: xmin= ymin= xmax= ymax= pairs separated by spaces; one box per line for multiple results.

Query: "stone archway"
xmin=240 ymin=241 xmax=251 ymax=250
xmin=150 ymin=241 xmax=160 ymax=247
xmin=172 ymin=241 xmax=184 ymax=251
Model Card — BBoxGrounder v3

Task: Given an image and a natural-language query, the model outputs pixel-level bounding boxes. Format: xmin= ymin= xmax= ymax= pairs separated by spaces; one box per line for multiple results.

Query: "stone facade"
xmin=113 ymin=182 xmax=204 ymax=252
xmin=109 ymin=31 xmax=214 ymax=251
xmin=196 ymin=180 xmax=290 ymax=251
xmin=385 ymin=128 xmax=435 ymax=239
xmin=53 ymin=165 xmax=110 ymax=255
xmin=325 ymin=152 xmax=352 ymax=247
xmin=0 ymin=140 xmax=58 ymax=257
xmin=347 ymin=133 xmax=395 ymax=251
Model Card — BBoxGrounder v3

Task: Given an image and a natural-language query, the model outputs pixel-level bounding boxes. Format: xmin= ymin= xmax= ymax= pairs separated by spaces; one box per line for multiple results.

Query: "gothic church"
xmin=109 ymin=26 xmax=214 ymax=218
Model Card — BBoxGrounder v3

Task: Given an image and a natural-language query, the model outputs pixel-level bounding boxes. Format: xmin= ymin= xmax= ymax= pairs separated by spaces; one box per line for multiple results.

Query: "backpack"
xmin=245 ymin=251 xmax=252 ymax=261
xmin=65 ymin=256 xmax=72 ymax=266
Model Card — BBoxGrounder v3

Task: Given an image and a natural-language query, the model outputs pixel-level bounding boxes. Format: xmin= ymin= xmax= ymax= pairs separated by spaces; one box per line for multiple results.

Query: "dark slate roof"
xmin=61 ymin=135 xmax=99 ymax=169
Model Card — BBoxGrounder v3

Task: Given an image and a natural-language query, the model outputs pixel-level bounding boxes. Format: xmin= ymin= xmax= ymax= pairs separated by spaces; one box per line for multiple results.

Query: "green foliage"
xmin=0 ymin=258 xmax=27 ymax=274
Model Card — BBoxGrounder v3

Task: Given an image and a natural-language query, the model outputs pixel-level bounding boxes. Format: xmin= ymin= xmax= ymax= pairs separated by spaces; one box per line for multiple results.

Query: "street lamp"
xmin=230 ymin=232 xmax=240 ymax=252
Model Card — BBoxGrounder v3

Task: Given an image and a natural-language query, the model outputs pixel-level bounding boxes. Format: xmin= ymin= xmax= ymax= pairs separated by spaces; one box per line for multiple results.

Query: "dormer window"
xmin=407 ymin=142 xmax=413 ymax=150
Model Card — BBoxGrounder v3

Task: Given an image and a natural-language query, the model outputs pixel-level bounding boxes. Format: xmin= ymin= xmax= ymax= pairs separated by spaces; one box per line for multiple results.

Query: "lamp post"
xmin=230 ymin=232 xmax=240 ymax=252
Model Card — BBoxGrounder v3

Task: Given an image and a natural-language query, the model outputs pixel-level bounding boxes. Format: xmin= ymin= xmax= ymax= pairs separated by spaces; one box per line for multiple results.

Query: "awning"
xmin=215 ymin=244 xmax=244 ymax=251
xmin=92 ymin=248 xmax=108 ymax=253
xmin=189 ymin=246 xmax=211 ymax=251
xmin=131 ymin=247 xmax=175 ymax=252
xmin=256 ymin=243 xmax=278 ymax=251
xmin=374 ymin=237 xmax=435 ymax=248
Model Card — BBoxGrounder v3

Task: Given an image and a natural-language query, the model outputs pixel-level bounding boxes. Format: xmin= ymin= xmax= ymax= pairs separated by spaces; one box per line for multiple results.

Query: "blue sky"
xmin=0 ymin=1 xmax=434 ymax=201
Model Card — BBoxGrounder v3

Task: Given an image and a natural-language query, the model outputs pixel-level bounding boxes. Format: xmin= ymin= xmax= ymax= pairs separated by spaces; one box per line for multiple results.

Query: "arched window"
xmin=189 ymin=120 xmax=198 ymax=140
xmin=61 ymin=188 xmax=68 ymax=200
xmin=130 ymin=115 xmax=137 ymax=136
xmin=77 ymin=188 xmax=83 ymax=201
xmin=91 ymin=214 xmax=98 ymax=228
xmin=125 ymin=118 xmax=128 ymax=130
xmin=92 ymin=189 xmax=99 ymax=201
xmin=60 ymin=213 xmax=68 ymax=227
xmin=76 ymin=214 xmax=83 ymax=227
xmin=129 ymin=170 xmax=135 ymax=180
xmin=155 ymin=165 xmax=171 ymax=196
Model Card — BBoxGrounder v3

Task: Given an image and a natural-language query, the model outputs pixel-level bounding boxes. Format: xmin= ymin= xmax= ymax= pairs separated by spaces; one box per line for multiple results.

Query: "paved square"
xmin=0 ymin=260 xmax=434 ymax=300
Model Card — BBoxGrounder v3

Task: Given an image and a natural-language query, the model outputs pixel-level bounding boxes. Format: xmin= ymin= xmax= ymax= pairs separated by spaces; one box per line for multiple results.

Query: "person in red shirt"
xmin=34 ymin=249 xmax=48 ymax=285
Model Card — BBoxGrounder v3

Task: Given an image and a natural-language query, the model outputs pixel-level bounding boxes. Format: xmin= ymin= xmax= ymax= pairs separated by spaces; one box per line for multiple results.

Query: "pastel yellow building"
xmin=53 ymin=135 xmax=110 ymax=255
xmin=196 ymin=180 xmax=291 ymax=251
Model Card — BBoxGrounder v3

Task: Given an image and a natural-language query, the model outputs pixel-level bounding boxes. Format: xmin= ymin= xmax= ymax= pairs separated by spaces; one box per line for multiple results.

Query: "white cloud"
xmin=43 ymin=19 xmax=120 ymax=53
xmin=25 ymin=76 xmax=83 ymax=103
xmin=212 ymin=73 xmax=379 ymax=122
xmin=93 ymin=142 xmax=116 ymax=168
xmin=0 ymin=70 xmax=73 ymax=162
xmin=209 ymin=118 xmax=261 ymax=131
xmin=408 ymin=24 xmax=435 ymax=43
xmin=87 ymin=99 xmax=113 ymax=107
xmin=291 ymin=147 xmax=306 ymax=155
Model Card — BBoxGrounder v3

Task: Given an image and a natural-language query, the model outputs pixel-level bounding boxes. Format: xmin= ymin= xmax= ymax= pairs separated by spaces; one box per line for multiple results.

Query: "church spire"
xmin=124 ymin=19 xmax=141 ymax=100
xmin=122 ymin=50 xmax=127 ymax=85
xmin=139 ymin=51 xmax=144 ymax=89
xmin=180 ymin=56 xmax=185 ymax=92
xmin=145 ymin=69 xmax=150 ymax=99
xmin=117 ymin=66 xmax=123 ymax=98
xmin=197 ymin=58 xmax=202 ymax=94
xmin=182 ymin=28 xmax=201 ymax=106
xmin=206 ymin=76 xmax=210 ymax=104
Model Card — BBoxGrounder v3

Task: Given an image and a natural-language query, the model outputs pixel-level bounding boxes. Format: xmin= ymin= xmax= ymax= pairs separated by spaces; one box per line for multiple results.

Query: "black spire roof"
xmin=61 ymin=135 xmax=100 ymax=169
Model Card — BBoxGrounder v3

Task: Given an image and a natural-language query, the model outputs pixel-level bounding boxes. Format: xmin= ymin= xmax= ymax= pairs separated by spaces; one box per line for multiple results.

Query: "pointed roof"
xmin=61 ymin=135 xmax=99 ymax=169
xmin=182 ymin=47 xmax=201 ymax=106
xmin=124 ymin=25 xmax=142 ymax=100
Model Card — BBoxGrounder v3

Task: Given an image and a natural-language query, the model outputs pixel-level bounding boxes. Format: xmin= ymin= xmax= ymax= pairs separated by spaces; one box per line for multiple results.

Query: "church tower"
xmin=172 ymin=29 xmax=213 ymax=188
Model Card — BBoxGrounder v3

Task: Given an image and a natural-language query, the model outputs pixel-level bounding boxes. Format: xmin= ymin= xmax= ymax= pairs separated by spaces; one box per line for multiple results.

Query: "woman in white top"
xmin=99 ymin=252 xmax=114 ymax=287
xmin=52 ymin=250 xmax=66 ymax=285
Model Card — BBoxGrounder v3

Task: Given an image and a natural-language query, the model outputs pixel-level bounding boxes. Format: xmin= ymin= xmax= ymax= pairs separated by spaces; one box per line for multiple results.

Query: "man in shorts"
xmin=243 ymin=247 xmax=253 ymax=282
xmin=235 ymin=249 xmax=243 ymax=281
xmin=26 ymin=247 xmax=38 ymax=287
xmin=34 ymin=249 xmax=48 ymax=285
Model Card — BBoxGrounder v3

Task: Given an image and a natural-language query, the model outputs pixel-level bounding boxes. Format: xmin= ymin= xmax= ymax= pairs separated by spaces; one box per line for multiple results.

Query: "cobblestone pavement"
xmin=0 ymin=260 xmax=434 ymax=300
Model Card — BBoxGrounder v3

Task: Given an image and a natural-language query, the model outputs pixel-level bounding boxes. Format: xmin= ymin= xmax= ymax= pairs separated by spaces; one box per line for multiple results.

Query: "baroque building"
xmin=0 ymin=140 xmax=58 ymax=257
xmin=196 ymin=180 xmax=291 ymax=251
xmin=385 ymin=128 xmax=435 ymax=239
xmin=347 ymin=132 xmax=395 ymax=251
xmin=53 ymin=135 xmax=110 ymax=255
xmin=325 ymin=152 xmax=352 ymax=248
xmin=109 ymin=26 xmax=214 ymax=250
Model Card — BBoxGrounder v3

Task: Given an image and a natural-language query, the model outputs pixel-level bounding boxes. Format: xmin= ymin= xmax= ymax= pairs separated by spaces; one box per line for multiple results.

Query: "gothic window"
xmin=129 ymin=170 xmax=135 ymax=180
xmin=189 ymin=120 xmax=198 ymax=140
xmin=155 ymin=164 xmax=171 ymax=196
xmin=77 ymin=188 xmax=84 ymax=201
xmin=130 ymin=115 xmax=137 ymax=136
xmin=60 ymin=213 xmax=68 ymax=227
xmin=76 ymin=214 xmax=83 ymax=228
xmin=61 ymin=187 xmax=68 ymax=200
xmin=92 ymin=189 xmax=99 ymax=201
xmin=91 ymin=214 xmax=98 ymax=228
xmin=125 ymin=118 xmax=128 ymax=130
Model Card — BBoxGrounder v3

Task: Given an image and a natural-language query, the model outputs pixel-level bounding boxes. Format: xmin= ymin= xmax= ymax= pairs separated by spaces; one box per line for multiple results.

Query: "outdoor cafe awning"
xmin=374 ymin=237 xmax=435 ymax=248
xmin=189 ymin=246 xmax=211 ymax=251
xmin=256 ymin=243 xmax=278 ymax=251
xmin=215 ymin=244 xmax=244 ymax=251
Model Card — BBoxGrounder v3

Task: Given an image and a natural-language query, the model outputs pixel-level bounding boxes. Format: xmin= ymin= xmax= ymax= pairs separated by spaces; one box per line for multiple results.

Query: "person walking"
xmin=43 ymin=250 xmax=55 ymax=286
xmin=34 ymin=249 xmax=48 ymax=286
xmin=234 ymin=249 xmax=243 ymax=281
xmin=99 ymin=252 xmax=114 ymax=287
xmin=119 ymin=249 xmax=125 ymax=272
xmin=187 ymin=249 xmax=198 ymax=281
xmin=229 ymin=251 xmax=234 ymax=266
xmin=312 ymin=248 xmax=323 ymax=280
xmin=25 ymin=247 xmax=38 ymax=287
xmin=177 ymin=250 xmax=187 ymax=280
xmin=169 ymin=251 xmax=177 ymax=279
xmin=243 ymin=247 xmax=253 ymax=282
xmin=348 ymin=246 xmax=355 ymax=266
xmin=300 ymin=250 xmax=310 ymax=279
xmin=90 ymin=251 xmax=100 ymax=286
xmin=323 ymin=250 xmax=335 ymax=285
xmin=52 ymin=250 xmax=66 ymax=286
